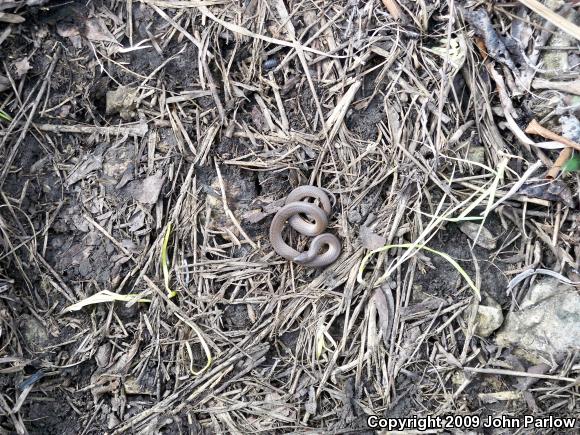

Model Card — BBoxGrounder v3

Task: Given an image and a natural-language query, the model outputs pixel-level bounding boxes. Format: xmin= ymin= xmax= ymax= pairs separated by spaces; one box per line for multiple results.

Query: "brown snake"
xmin=269 ymin=186 xmax=341 ymax=268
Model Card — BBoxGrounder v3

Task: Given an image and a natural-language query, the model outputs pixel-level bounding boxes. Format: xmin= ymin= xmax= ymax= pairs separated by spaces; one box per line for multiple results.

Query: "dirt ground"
xmin=1 ymin=0 xmax=579 ymax=434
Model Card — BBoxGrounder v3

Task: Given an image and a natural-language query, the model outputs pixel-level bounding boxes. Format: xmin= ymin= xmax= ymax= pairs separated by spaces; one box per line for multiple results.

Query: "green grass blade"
xmin=0 ymin=110 xmax=12 ymax=122
xmin=357 ymin=243 xmax=480 ymax=301
xmin=563 ymin=153 xmax=580 ymax=172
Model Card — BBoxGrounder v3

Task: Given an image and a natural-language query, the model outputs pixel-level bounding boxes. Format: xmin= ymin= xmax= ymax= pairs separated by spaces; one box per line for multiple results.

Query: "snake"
xmin=285 ymin=185 xmax=332 ymax=235
xmin=269 ymin=186 xmax=341 ymax=268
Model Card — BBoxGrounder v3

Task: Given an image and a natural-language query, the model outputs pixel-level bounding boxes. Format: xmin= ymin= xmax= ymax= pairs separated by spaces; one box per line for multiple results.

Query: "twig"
xmin=0 ymin=13 xmax=25 ymax=24
xmin=381 ymin=0 xmax=402 ymax=20
xmin=33 ymin=122 xmax=149 ymax=137
xmin=464 ymin=366 xmax=577 ymax=383
xmin=546 ymin=147 xmax=573 ymax=179
xmin=525 ymin=119 xmax=580 ymax=152
xmin=532 ymin=78 xmax=580 ymax=96
xmin=147 ymin=3 xmax=203 ymax=51
xmin=486 ymin=160 xmax=543 ymax=212
xmin=213 ymin=161 xmax=257 ymax=249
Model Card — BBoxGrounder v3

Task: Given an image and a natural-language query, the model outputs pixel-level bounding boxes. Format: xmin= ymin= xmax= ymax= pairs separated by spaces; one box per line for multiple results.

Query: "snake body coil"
xmin=269 ymin=186 xmax=341 ymax=268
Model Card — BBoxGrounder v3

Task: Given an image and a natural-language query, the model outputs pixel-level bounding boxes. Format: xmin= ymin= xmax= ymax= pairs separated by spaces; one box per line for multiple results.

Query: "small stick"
xmin=34 ymin=122 xmax=149 ymax=137
xmin=464 ymin=366 xmax=577 ymax=383
xmin=254 ymin=94 xmax=276 ymax=132
xmin=525 ymin=119 xmax=580 ymax=152
xmin=214 ymin=161 xmax=257 ymax=249
xmin=546 ymin=146 xmax=573 ymax=179
xmin=381 ymin=0 xmax=402 ymax=20
xmin=486 ymin=160 xmax=543 ymax=212
xmin=552 ymin=202 xmax=562 ymax=247
xmin=532 ymin=78 xmax=580 ymax=96
xmin=268 ymin=72 xmax=289 ymax=132
xmin=0 ymin=122 xmax=148 ymax=138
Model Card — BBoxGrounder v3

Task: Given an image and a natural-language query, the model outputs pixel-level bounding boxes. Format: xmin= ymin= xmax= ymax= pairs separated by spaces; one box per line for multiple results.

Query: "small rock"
xmin=474 ymin=292 xmax=503 ymax=337
xmin=560 ymin=115 xmax=580 ymax=142
xmin=451 ymin=371 xmax=467 ymax=385
xmin=95 ymin=343 xmax=111 ymax=368
xmin=12 ymin=58 xmax=32 ymax=78
xmin=124 ymin=377 xmax=152 ymax=395
xmin=495 ymin=278 xmax=580 ymax=362
xmin=466 ymin=143 xmax=486 ymax=167
xmin=156 ymin=128 xmax=178 ymax=153
xmin=107 ymin=413 xmax=120 ymax=429
xmin=106 ymin=86 xmax=139 ymax=120
xmin=103 ymin=145 xmax=134 ymax=180
xmin=19 ymin=315 xmax=50 ymax=353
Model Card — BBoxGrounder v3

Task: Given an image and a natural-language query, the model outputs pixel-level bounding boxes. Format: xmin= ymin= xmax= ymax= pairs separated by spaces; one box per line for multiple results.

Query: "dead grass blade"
xmin=63 ymin=291 xmax=150 ymax=313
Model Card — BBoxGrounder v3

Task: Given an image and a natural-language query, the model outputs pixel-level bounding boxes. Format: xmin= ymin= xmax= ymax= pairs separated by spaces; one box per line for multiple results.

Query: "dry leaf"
xmin=519 ymin=180 xmax=575 ymax=208
xmin=374 ymin=286 xmax=394 ymax=346
xmin=0 ymin=12 xmax=25 ymax=24
xmin=84 ymin=18 xmax=117 ymax=43
xmin=128 ymin=172 xmax=165 ymax=205
xmin=459 ymin=222 xmax=497 ymax=250
xmin=65 ymin=155 xmax=103 ymax=187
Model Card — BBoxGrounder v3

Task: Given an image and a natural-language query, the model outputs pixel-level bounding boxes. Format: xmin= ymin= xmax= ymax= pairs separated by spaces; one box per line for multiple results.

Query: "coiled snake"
xmin=269 ymin=186 xmax=341 ymax=268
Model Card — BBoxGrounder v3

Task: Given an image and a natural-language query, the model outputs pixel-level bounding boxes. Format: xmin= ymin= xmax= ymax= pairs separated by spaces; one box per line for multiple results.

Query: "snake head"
xmin=293 ymin=251 xmax=315 ymax=265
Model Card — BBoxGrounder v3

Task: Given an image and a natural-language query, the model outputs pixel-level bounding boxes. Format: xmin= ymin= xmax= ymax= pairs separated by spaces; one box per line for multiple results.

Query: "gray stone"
xmin=19 ymin=314 xmax=50 ymax=353
xmin=475 ymin=292 xmax=503 ymax=337
xmin=495 ymin=278 xmax=580 ymax=362
xmin=106 ymin=86 xmax=138 ymax=120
